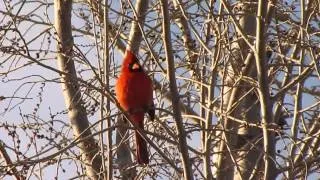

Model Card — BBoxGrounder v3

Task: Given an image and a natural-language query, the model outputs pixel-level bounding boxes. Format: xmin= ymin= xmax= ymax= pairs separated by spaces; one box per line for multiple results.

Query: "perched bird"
xmin=115 ymin=49 xmax=154 ymax=164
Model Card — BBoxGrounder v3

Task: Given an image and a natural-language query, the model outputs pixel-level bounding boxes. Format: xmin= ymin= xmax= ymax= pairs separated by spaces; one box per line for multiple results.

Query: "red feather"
xmin=115 ymin=49 xmax=154 ymax=164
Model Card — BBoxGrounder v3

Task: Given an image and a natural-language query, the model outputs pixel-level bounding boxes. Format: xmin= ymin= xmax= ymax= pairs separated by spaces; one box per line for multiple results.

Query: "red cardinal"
xmin=115 ymin=49 xmax=154 ymax=164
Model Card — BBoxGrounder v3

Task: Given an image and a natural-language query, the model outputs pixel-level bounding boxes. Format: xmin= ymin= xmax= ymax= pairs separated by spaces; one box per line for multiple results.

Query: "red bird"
xmin=115 ymin=49 xmax=154 ymax=164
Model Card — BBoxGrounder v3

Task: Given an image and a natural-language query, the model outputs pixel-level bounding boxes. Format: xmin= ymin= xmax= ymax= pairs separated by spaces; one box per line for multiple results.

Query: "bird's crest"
xmin=122 ymin=50 xmax=142 ymax=72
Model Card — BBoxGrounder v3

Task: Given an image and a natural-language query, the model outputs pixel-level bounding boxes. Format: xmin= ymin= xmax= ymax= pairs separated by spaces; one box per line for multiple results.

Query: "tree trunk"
xmin=54 ymin=0 xmax=102 ymax=179
xmin=216 ymin=1 xmax=273 ymax=179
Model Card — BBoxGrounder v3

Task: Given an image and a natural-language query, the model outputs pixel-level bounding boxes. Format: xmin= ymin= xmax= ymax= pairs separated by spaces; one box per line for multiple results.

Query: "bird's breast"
xmin=115 ymin=72 xmax=153 ymax=113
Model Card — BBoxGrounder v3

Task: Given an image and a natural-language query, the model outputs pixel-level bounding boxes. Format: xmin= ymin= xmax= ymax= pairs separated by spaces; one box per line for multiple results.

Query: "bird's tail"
xmin=132 ymin=114 xmax=149 ymax=164
xmin=135 ymin=129 xmax=149 ymax=164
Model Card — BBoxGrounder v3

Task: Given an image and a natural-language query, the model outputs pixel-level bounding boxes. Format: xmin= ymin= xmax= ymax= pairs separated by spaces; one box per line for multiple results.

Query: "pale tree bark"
xmin=288 ymin=1 xmax=312 ymax=178
xmin=116 ymin=0 xmax=148 ymax=179
xmin=127 ymin=0 xmax=149 ymax=54
xmin=170 ymin=1 xmax=213 ymax=177
xmin=54 ymin=0 xmax=102 ymax=179
xmin=113 ymin=0 xmax=183 ymax=175
xmin=216 ymin=1 xmax=258 ymax=179
xmin=84 ymin=0 xmax=200 ymax=125
xmin=160 ymin=1 xmax=194 ymax=180
xmin=2 ymin=0 xmax=320 ymax=179
xmin=216 ymin=1 xmax=276 ymax=179
xmin=255 ymin=0 xmax=276 ymax=179
xmin=103 ymin=1 xmax=112 ymax=180
xmin=116 ymin=115 xmax=136 ymax=180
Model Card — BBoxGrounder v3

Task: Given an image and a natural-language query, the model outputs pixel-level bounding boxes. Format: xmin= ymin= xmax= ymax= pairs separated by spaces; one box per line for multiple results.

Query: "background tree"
xmin=0 ymin=0 xmax=319 ymax=179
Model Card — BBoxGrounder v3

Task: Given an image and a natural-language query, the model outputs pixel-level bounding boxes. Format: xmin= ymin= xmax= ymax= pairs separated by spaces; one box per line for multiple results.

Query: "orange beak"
xmin=132 ymin=63 xmax=140 ymax=70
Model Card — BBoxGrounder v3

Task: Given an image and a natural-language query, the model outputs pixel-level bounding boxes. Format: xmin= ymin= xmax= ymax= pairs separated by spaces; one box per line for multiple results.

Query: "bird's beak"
xmin=132 ymin=63 xmax=140 ymax=70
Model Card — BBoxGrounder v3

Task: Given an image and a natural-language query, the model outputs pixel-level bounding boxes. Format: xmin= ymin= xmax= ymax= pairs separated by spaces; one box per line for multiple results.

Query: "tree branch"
xmin=160 ymin=1 xmax=193 ymax=179
xmin=255 ymin=0 xmax=276 ymax=179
